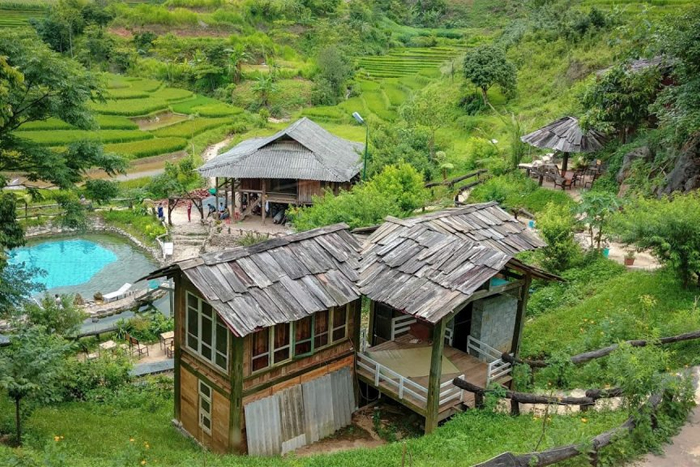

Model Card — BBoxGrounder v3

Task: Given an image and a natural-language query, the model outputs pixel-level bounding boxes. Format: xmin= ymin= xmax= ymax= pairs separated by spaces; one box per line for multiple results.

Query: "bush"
xmin=536 ymin=202 xmax=583 ymax=273
xmin=116 ymin=313 xmax=174 ymax=344
xmin=57 ymin=354 xmax=132 ymax=402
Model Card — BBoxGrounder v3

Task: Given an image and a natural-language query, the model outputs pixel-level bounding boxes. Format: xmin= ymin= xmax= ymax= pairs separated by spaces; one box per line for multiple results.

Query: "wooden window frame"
xmin=198 ymin=380 xmax=212 ymax=436
xmin=330 ymin=304 xmax=349 ymax=343
xmin=250 ymin=323 xmax=293 ymax=374
xmin=186 ymin=291 xmax=229 ymax=373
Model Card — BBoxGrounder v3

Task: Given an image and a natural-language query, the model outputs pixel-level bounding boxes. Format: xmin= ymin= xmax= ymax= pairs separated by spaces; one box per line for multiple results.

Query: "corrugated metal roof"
xmin=198 ymin=118 xmax=363 ymax=182
xmin=358 ymin=202 xmax=547 ymax=323
xmin=521 ymin=116 xmax=607 ymax=153
xmin=145 ymin=224 xmax=361 ymax=337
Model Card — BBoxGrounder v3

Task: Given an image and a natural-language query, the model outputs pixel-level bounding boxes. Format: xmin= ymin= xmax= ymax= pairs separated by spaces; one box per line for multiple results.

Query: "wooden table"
xmin=99 ymin=340 xmax=117 ymax=352
xmin=159 ymin=331 xmax=175 ymax=351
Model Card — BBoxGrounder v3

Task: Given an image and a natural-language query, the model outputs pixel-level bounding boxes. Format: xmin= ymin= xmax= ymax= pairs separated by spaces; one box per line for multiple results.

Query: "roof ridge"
xmin=200 ymin=223 xmax=350 ymax=266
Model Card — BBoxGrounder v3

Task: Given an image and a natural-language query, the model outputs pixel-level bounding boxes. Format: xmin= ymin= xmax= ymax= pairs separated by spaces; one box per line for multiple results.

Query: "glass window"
xmin=251 ymin=328 xmax=270 ymax=372
xmin=294 ymin=316 xmax=313 ymax=356
xmin=314 ymin=310 xmax=329 ymax=349
xmin=273 ymin=323 xmax=291 ymax=364
xmin=332 ymin=305 xmax=348 ymax=342
xmin=185 ymin=292 xmax=229 ymax=372
xmin=198 ymin=380 xmax=212 ymax=435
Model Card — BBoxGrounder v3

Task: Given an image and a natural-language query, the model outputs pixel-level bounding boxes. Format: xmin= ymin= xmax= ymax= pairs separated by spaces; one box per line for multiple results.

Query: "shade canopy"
xmin=521 ymin=116 xmax=606 ymax=154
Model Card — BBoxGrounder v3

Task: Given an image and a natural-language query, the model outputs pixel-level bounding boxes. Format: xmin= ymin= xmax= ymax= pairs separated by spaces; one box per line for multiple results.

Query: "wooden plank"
xmin=229 ymin=336 xmax=245 ymax=453
xmin=425 ymin=317 xmax=447 ymax=434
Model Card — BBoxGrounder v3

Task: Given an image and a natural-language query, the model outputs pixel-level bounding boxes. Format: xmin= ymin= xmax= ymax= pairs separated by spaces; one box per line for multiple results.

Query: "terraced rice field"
xmin=0 ymin=7 xmax=45 ymax=28
xmin=13 ymin=74 xmax=243 ymax=160
xmin=356 ymin=47 xmax=460 ymax=79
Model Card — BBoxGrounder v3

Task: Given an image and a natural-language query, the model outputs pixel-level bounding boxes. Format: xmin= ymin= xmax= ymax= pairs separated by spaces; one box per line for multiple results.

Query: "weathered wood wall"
xmin=240 ymin=178 xmax=262 ymax=191
xmin=297 ymin=179 xmax=322 ymax=204
xmin=180 ymin=366 xmax=231 ymax=453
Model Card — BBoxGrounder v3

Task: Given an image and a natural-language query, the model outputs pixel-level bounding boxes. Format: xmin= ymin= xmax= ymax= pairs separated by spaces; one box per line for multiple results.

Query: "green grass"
xmin=90 ymin=98 xmax=173 ymax=116
xmin=104 ymin=137 xmax=188 ymax=159
xmin=151 ymin=117 xmax=233 ymax=138
xmin=16 ymin=129 xmax=153 ymax=146
xmin=100 ymin=209 xmax=166 ymax=243
xmin=170 ymin=95 xmax=244 ymax=117
xmin=0 ymin=383 xmax=627 ymax=467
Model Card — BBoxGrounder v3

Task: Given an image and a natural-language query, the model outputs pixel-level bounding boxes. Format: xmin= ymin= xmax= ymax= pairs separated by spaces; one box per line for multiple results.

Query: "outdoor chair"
xmin=165 ymin=341 xmax=175 ymax=359
xmin=127 ymin=334 xmax=149 ymax=359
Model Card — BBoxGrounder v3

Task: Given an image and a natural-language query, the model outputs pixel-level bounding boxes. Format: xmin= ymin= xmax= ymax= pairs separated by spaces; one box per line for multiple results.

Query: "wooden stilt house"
xmin=356 ymin=202 xmax=558 ymax=433
xmin=144 ymin=224 xmax=363 ymax=455
xmin=197 ymin=118 xmax=363 ymax=222
xmin=144 ymin=202 xmax=555 ymax=455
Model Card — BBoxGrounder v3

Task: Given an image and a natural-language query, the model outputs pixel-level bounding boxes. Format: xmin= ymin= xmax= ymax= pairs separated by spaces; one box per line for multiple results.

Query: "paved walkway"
xmin=635 ymin=367 xmax=700 ymax=466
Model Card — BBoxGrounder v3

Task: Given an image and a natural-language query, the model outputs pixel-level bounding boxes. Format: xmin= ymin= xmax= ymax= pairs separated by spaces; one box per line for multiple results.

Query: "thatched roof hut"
xmin=521 ymin=116 xmax=607 ymax=174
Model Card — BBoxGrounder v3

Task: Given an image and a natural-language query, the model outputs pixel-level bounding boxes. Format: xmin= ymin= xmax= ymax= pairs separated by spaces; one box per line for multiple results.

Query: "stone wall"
xmin=470 ymin=293 xmax=518 ymax=354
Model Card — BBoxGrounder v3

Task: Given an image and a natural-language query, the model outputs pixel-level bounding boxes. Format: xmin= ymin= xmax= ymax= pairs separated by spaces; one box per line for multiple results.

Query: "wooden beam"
xmin=510 ymin=275 xmax=532 ymax=357
xmin=228 ymin=336 xmax=245 ymax=454
xmin=261 ymin=179 xmax=266 ymax=223
xmin=350 ymin=299 xmax=362 ymax=408
xmin=367 ymin=300 xmax=376 ymax=347
xmin=174 ymin=274 xmax=184 ymax=422
xmin=425 ymin=317 xmax=447 ymax=434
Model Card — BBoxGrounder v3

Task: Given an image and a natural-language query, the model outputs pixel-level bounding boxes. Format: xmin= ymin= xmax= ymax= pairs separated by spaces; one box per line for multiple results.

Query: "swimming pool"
xmin=8 ymin=233 xmax=158 ymax=299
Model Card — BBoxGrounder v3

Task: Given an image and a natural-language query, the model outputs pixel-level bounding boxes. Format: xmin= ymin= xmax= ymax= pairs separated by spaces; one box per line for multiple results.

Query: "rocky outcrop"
xmin=617 ymin=146 xmax=654 ymax=183
xmin=663 ymin=136 xmax=700 ymax=194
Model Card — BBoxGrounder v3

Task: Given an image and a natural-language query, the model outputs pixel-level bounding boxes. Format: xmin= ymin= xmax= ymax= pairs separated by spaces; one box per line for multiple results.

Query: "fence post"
xmin=475 ymin=391 xmax=484 ymax=409
xmin=510 ymin=399 xmax=520 ymax=416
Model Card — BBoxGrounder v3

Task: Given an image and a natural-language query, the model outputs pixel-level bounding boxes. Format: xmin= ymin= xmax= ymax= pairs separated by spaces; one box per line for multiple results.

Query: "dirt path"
xmin=635 ymin=367 xmax=700 ymax=466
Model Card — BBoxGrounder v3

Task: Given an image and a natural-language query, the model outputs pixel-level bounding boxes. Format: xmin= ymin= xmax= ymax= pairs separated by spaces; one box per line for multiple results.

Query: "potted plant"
xmin=624 ymin=250 xmax=636 ymax=266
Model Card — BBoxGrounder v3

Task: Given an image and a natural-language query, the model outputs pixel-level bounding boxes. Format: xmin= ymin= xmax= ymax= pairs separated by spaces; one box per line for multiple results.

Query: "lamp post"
xmin=352 ymin=112 xmax=369 ymax=181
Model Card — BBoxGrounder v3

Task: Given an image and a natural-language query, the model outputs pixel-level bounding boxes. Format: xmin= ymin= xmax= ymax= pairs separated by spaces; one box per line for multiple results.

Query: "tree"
xmin=84 ymin=179 xmax=119 ymax=205
xmin=146 ymin=156 xmax=205 ymax=226
xmin=225 ymin=45 xmax=249 ymax=84
xmin=252 ymin=74 xmax=279 ymax=109
xmin=654 ymin=8 xmax=700 ymax=144
xmin=0 ymin=32 xmax=126 ymax=189
xmin=613 ymin=193 xmax=700 ymax=287
xmin=0 ymin=327 xmax=69 ymax=444
xmin=53 ymin=192 xmax=87 ymax=230
xmin=23 ymin=294 xmax=86 ymax=337
xmin=463 ymin=45 xmax=517 ymax=105
xmin=400 ymin=86 xmax=449 ymax=160
xmin=311 ymin=46 xmax=352 ymax=105
xmin=580 ymin=65 xmax=660 ymax=142
xmin=577 ymin=190 xmax=621 ymax=250
xmin=370 ymin=162 xmax=428 ymax=213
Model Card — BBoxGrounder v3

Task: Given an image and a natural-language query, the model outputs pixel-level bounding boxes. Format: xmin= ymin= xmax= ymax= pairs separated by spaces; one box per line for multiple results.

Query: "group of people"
xmin=156 ymin=199 xmax=195 ymax=223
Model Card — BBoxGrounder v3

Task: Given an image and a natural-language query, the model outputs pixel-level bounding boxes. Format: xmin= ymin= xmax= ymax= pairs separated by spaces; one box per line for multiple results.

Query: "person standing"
xmin=157 ymin=202 xmax=164 ymax=222
xmin=187 ymin=200 xmax=192 ymax=222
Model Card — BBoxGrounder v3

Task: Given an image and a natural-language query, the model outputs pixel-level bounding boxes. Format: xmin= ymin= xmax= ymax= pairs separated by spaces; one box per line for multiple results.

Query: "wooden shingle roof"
xmin=145 ymin=224 xmax=361 ymax=337
xmin=358 ymin=202 xmax=547 ymax=324
xmin=521 ymin=116 xmax=607 ymax=153
xmin=198 ymin=117 xmax=363 ymax=182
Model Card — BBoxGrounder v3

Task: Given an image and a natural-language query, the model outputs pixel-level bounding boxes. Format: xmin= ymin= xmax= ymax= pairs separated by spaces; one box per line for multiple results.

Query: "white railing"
xmin=466 ymin=335 xmax=512 ymax=386
xmin=357 ymin=353 xmax=465 ymax=408
xmin=357 ymin=353 xmax=428 ymax=403
xmin=390 ymin=315 xmax=417 ymax=340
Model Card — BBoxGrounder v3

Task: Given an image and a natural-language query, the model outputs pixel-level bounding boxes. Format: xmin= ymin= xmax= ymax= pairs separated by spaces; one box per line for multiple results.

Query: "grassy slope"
xmin=0 ymin=386 xmax=625 ymax=467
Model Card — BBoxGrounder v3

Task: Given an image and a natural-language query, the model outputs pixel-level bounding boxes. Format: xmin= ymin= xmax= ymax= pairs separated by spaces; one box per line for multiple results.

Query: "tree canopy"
xmin=0 ymin=31 xmax=126 ymax=189
xmin=463 ymin=45 xmax=517 ymax=105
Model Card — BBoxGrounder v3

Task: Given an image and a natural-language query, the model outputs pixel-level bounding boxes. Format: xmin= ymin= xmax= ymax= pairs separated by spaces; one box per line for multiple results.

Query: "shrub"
xmin=536 ymin=202 xmax=583 ymax=273
xmin=57 ymin=354 xmax=132 ymax=402
xmin=116 ymin=313 xmax=174 ymax=344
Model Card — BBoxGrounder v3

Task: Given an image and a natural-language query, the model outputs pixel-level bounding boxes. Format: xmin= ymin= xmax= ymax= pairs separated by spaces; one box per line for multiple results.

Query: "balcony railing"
xmin=466 ymin=335 xmax=512 ymax=386
xmin=357 ymin=353 xmax=465 ymax=408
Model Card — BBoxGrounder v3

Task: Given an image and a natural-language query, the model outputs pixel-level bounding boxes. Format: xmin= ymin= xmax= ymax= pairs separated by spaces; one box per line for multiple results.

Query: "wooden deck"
xmin=356 ymin=334 xmax=490 ymax=419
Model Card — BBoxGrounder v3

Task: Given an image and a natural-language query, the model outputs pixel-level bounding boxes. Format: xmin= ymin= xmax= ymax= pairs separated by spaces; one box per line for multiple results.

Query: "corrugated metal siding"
xmin=245 ymin=367 xmax=355 ymax=456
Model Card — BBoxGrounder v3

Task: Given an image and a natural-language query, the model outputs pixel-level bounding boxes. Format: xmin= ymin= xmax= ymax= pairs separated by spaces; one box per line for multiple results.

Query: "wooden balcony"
xmin=356 ymin=334 xmax=502 ymax=421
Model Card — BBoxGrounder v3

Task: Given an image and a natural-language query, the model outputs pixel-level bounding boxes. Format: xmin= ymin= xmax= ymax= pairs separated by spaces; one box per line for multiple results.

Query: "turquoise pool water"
xmin=8 ymin=233 xmax=158 ymax=298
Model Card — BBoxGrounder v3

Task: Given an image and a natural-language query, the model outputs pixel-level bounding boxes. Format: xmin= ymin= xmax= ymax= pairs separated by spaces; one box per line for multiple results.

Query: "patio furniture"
xmin=127 ymin=333 xmax=149 ymax=359
xmin=165 ymin=340 xmax=175 ymax=359
xmin=103 ymin=283 xmax=132 ymax=303
xmin=99 ymin=340 xmax=117 ymax=353
xmin=159 ymin=331 xmax=174 ymax=351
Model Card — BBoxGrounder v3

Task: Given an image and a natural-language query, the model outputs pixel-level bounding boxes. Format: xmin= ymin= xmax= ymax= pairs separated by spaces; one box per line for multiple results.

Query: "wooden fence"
xmin=452 ymin=377 xmax=623 ymax=416
xmin=501 ymin=329 xmax=700 ymax=369
xmin=471 ymin=390 xmax=666 ymax=467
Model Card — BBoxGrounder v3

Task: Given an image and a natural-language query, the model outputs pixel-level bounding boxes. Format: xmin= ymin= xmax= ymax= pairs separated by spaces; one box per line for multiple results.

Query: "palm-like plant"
xmin=252 ymin=74 xmax=279 ymax=108
xmin=225 ymin=46 xmax=249 ymax=83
